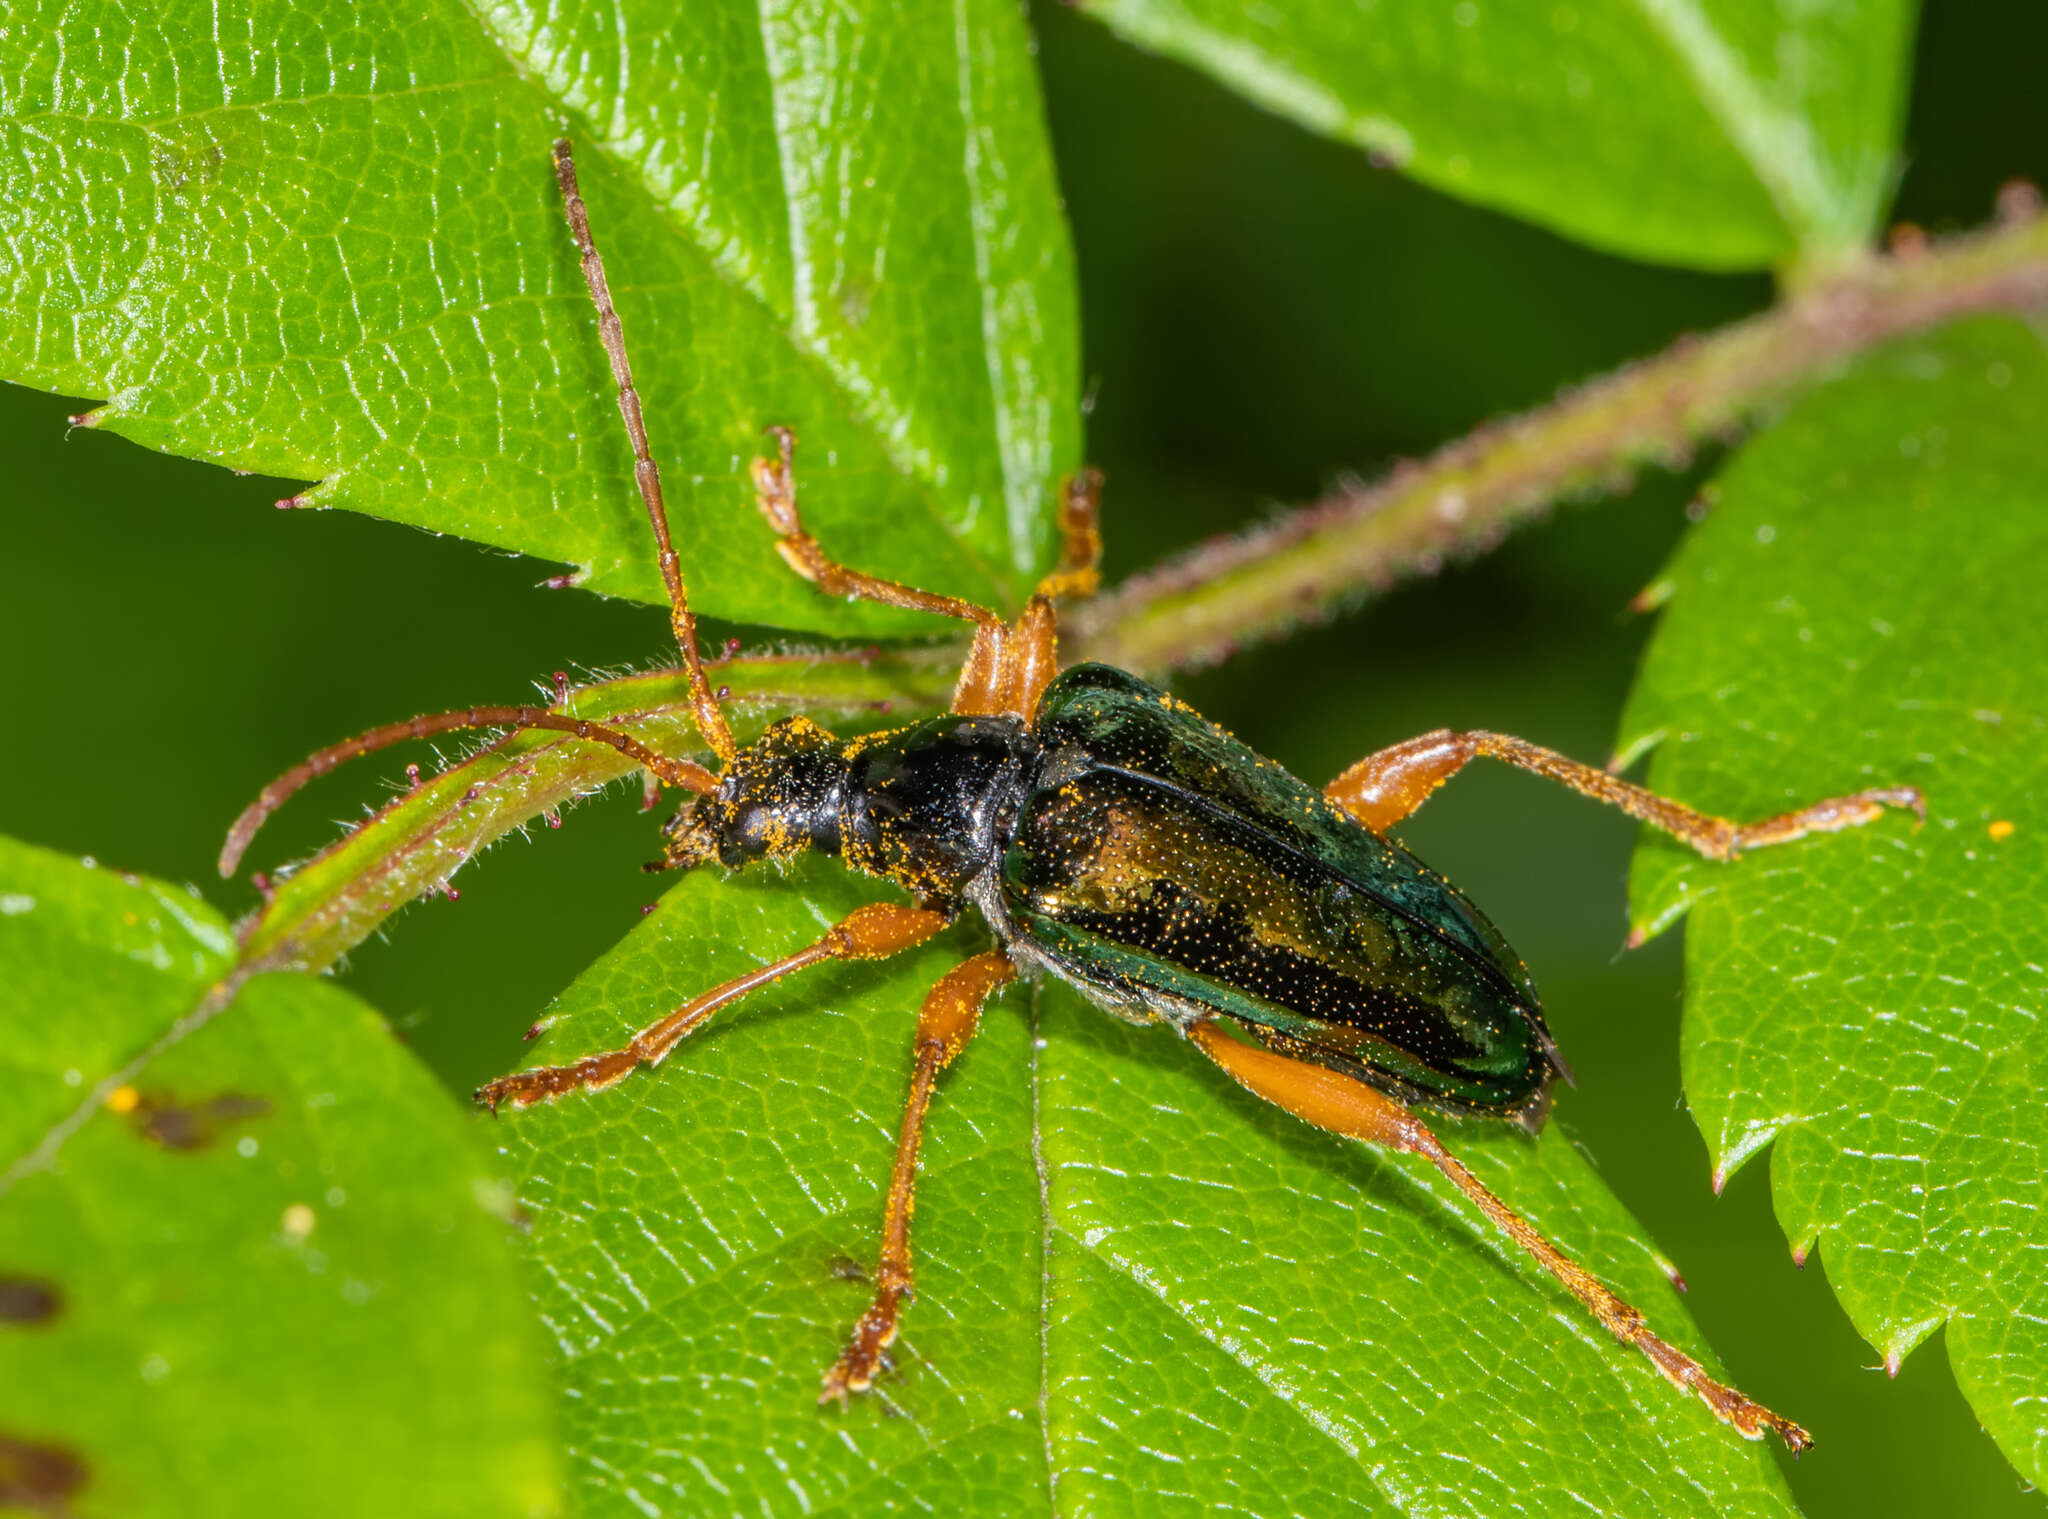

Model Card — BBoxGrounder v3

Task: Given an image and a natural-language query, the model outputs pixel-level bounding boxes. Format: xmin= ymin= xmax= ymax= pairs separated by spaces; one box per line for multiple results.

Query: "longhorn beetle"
xmin=225 ymin=139 xmax=1924 ymax=1448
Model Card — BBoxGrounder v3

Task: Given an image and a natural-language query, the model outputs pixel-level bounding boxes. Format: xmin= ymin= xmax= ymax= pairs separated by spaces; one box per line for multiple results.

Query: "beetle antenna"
xmin=553 ymin=138 xmax=736 ymax=766
xmin=219 ymin=705 xmax=717 ymax=878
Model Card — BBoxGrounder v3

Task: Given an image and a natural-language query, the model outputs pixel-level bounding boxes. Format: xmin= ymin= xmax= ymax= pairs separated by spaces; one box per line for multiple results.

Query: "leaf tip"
xmin=274 ymin=474 xmax=339 ymax=511
xmin=1709 ymin=1123 xmax=1781 ymax=1198
xmin=1627 ymin=578 xmax=1676 ymax=616
xmin=1624 ymin=876 xmax=1696 ymax=949
xmin=1606 ymin=726 xmax=1665 ymax=776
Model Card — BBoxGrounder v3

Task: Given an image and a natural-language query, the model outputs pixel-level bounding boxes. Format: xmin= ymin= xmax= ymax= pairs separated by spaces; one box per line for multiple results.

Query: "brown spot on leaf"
xmin=0 ymin=1433 xmax=87 ymax=1514
xmin=0 ymin=1278 xmax=61 ymax=1326
xmin=124 ymin=1091 xmax=274 ymax=1152
xmin=825 ymin=1254 xmax=869 ymax=1284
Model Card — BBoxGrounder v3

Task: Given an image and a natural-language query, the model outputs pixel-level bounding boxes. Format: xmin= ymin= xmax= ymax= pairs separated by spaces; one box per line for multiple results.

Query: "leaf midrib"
xmin=1624 ymin=0 xmax=1857 ymax=253
xmin=0 ymin=966 xmax=248 ymax=1196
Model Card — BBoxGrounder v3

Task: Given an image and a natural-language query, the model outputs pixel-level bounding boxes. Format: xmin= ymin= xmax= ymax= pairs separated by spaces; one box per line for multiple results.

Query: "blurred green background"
xmin=4 ymin=2 xmax=2044 ymax=1512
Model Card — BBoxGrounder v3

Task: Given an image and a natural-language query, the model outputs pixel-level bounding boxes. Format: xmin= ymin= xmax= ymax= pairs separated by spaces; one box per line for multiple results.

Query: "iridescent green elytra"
xmin=998 ymin=664 xmax=1564 ymax=1125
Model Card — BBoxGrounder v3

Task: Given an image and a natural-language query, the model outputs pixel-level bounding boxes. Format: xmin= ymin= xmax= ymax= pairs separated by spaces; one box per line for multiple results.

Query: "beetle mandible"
xmin=224 ymin=139 xmax=1924 ymax=1450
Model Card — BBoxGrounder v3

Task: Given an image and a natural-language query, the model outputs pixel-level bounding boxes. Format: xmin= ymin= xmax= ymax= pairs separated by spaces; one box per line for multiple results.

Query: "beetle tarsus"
xmin=1725 ymin=784 xmax=1924 ymax=856
xmin=819 ymin=1297 xmax=902 ymax=1406
xmin=1599 ymin=1281 xmax=1813 ymax=1452
xmin=476 ymin=1047 xmax=638 ymax=1110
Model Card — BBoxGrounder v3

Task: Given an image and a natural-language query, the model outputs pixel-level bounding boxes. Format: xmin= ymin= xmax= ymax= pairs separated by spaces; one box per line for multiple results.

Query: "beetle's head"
xmin=658 ymin=715 xmax=850 ymax=871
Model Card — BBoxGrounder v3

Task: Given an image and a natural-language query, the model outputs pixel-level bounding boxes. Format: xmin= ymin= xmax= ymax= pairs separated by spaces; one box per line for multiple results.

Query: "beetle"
xmin=225 ymin=139 xmax=1923 ymax=1451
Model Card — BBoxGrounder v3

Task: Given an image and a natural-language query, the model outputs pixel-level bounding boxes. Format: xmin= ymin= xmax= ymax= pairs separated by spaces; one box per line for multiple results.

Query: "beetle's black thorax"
xmin=839 ymin=714 xmax=1037 ymax=903
xmin=669 ymin=713 xmax=1037 ymax=907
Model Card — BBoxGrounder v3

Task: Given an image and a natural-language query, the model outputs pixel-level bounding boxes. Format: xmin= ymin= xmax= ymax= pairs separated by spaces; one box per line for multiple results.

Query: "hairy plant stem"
xmin=1067 ymin=203 xmax=2048 ymax=675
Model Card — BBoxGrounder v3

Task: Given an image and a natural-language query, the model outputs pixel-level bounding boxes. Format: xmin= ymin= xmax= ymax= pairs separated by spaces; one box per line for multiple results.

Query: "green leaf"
xmin=0 ymin=0 xmax=1079 ymax=632
xmin=495 ymin=856 xmax=1802 ymax=1514
xmin=1618 ymin=316 xmax=2048 ymax=1485
xmin=0 ymin=836 xmax=561 ymax=1518
xmin=1074 ymin=0 xmax=1915 ymax=271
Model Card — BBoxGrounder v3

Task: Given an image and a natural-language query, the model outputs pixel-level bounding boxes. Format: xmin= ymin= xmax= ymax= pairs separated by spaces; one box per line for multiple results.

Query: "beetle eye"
xmin=656 ymin=801 xmax=721 ymax=872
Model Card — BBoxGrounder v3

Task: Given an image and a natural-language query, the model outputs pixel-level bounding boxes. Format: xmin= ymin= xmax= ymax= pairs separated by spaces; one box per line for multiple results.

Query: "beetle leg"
xmin=981 ymin=469 xmax=1106 ymax=722
xmin=821 ymin=950 xmax=1016 ymax=1405
xmin=1030 ymin=467 xmax=1105 ymax=604
xmin=1186 ymin=1019 xmax=1815 ymax=1452
xmin=1325 ymin=728 xmax=1922 ymax=856
xmin=750 ymin=426 xmax=1017 ymax=714
xmin=993 ymin=594 xmax=1059 ymax=722
xmin=477 ymin=903 xmax=949 ymax=1110
xmin=752 ymin=434 xmax=1105 ymax=721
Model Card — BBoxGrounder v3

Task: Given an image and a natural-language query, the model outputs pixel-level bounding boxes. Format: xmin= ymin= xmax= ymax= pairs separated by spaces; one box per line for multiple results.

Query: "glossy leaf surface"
xmin=1620 ymin=317 xmax=2048 ymax=1485
xmin=495 ymin=856 xmax=1801 ymax=1515
xmin=1075 ymin=0 xmax=1915 ymax=270
xmin=0 ymin=836 xmax=561 ymax=1518
xmin=0 ymin=0 xmax=1079 ymax=631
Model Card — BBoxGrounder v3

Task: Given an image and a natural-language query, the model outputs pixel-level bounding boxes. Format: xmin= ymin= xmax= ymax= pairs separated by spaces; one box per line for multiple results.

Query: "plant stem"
xmin=1069 ymin=202 xmax=2048 ymax=675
